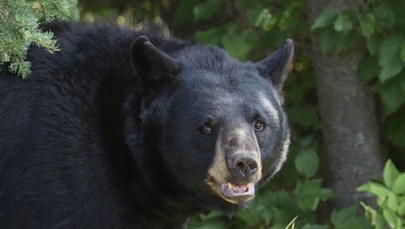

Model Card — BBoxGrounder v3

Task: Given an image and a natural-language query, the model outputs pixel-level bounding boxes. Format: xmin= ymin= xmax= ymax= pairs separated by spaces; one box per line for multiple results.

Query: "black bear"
xmin=0 ymin=22 xmax=293 ymax=228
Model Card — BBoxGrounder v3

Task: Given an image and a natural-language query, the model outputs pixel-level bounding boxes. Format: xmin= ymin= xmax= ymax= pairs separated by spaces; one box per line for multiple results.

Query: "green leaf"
xmin=253 ymin=8 xmax=273 ymax=30
xmin=331 ymin=206 xmax=356 ymax=227
xmin=188 ymin=211 xmax=227 ymax=229
xmin=331 ymin=206 xmax=370 ymax=228
xmin=383 ymin=160 xmax=400 ymax=189
xmin=302 ymin=224 xmax=328 ymax=229
xmin=294 ymin=179 xmax=334 ymax=211
xmin=374 ymin=214 xmax=386 ymax=229
xmin=357 ymin=182 xmax=391 ymax=197
xmin=392 ymin=174 xmax=405 ymax=195
xmin=401 ymin=41 xmax=405 ymax=62
xmin=335 ymin=30 xmax=358 ymax=53
xmin=397 ymin=196 xmax=405 ymax=216
xmin=334 ymin=13 xmax=352 ymax=33
xmin=287 ymin=106 xmax=317 ymax=127
xmin=193 ymin=0 xmax=220 ymax=22
xmin=386 ymin=191 xmax=399 ymax=212
xmin=360 ymin=202 xmax=377 ymax=222
xmin=357 ymin=56 xmax=379 ymax=83
xmin=235 ymin=192 xmax=275 ymax=225
xmin=320 ymin=29 xmax=337 ymax=53
xmin=360 ymin=202 xmax=387 ymax=229
xmin=294 ymin=146 xmax=319 ymax=178
xmin=175 ymin=0 xmax=199 ymax=23
xmin=378 ymin=83 xmax=405 ymax=115
xmin=383 ymin=208 xmax=401 ymax=229
xmin=188 ymin=218 xmax=229 ymax=229
xmin=367 ymin=34 xmax=382 ymax=56
xmin=194 ymin=27 xmax=227 ymax=46
xmin=358 ymin=13 xmax=375 ymax=38
xmin=221 ymin=29 xmax=256 ymax=60
xmin=379 ymin=35 xmax=404 ymax=82
xmin=400 ymin=76 xmax=405 ymax=93
xmin=311 ymin=8 xmax=340 ymax=30
xmin=373 ymin=4 xmax=396 ymax=29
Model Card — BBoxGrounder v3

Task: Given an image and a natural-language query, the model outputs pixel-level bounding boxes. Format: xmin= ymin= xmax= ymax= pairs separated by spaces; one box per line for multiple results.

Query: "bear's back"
xmin=0 ymin=23 xmax=154 ymax=228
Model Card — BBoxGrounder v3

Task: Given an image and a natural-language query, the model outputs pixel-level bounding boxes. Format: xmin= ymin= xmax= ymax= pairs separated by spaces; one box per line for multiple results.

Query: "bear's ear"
xmin=131 ymin=35 xmax=180 ymax=89
xmin=255 ymin=39 xmax=294 ymax=92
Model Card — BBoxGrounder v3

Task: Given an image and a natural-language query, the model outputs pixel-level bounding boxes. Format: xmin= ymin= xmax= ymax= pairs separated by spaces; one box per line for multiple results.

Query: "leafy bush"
xmin=358 ymin=160 xmax=405 ymax=229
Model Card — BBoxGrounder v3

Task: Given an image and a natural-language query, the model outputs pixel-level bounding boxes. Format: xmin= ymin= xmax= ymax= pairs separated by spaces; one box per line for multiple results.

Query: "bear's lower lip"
xmin=220 ymin=183 xmax=255 ymax=204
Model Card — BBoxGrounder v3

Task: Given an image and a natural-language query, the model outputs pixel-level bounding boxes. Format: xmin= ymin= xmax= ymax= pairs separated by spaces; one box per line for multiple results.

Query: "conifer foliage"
xmin=0 ymin=0 xmax=78 ymax=78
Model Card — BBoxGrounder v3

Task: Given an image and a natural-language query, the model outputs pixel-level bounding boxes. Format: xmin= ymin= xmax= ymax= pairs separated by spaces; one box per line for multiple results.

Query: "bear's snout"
xmin=227 ymin=152 xmax=258 ymax=180
xmin=223 ymin=125 xmax=262 ymax=183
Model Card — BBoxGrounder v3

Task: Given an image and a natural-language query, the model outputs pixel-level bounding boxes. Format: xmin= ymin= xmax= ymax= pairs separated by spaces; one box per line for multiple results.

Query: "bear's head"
xmin=131 ymin=35 xmax=293 ymax=211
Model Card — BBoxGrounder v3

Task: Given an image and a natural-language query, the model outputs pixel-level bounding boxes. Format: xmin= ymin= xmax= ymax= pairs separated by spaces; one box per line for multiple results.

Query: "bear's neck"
xmin=98 ymin=86 xmax=201 ymax=226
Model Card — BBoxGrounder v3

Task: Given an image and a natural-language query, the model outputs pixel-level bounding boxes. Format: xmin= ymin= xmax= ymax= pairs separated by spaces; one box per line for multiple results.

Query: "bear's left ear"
xmin=131 ymin=35 xmax=180 ymax=89
xmin=255 ymin=39 xmax=294 ymax=92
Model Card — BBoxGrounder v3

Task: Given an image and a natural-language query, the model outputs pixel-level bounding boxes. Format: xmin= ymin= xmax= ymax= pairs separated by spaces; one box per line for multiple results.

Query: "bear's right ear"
xmin=131 ymin=35 xmax=180 ymax=89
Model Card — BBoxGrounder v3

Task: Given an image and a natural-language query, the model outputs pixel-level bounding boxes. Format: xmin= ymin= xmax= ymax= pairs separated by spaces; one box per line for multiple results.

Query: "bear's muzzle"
xmin=206 ymin=124 xmax=262 ymax=205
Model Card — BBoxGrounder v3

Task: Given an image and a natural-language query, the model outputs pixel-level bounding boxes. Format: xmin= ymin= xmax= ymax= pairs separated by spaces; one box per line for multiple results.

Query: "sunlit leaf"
xmin=383 ymin=208 xmax=401 ymax=229
xmin=383 ymin=160 xmax=400 ymax=189
xmin=386 ymin=192 xmax=398 ymax=212
xmin=357 ymin=182 xmax=391 ymax=197
xmin=392 ymin=174 xmax=405 ymax=195
xmin=360 ymin=202 xmax=377 ymax=223
xmin=397 ymin=196 xmax=405 ymax=216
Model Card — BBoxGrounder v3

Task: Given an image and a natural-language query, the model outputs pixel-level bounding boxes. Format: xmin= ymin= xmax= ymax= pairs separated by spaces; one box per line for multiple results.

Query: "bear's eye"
xmin=253 ymin=119 xmax=266 ymax=131
xmin=200 ymin=119 xmax=217 ymax=134
xmin=201 ymin=124 xmax=214 ymax=134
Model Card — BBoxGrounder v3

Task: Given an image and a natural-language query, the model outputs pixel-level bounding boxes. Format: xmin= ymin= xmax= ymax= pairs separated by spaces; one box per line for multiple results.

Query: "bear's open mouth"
xmin=220 ymin=182 xmax=255 ymax=204
xmin=206 ymin=176 xmax=256 ymax=205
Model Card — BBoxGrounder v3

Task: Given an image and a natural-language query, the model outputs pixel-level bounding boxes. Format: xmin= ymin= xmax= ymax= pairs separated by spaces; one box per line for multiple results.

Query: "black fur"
xmin=0 ymin=22 xmax=292 ymax=228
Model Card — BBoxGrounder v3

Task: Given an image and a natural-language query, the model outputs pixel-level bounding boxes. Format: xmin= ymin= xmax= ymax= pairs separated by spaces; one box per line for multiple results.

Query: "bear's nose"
xmin=227 ymin=154 xmax=258 ymax=179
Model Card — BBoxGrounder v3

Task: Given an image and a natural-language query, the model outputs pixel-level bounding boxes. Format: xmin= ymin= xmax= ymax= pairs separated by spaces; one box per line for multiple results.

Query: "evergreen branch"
xmin=0 ymin=0 xmax=78 ymax=78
